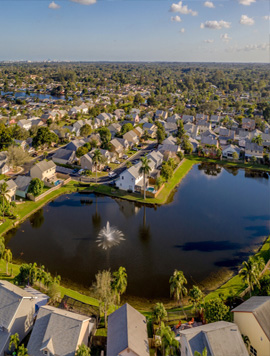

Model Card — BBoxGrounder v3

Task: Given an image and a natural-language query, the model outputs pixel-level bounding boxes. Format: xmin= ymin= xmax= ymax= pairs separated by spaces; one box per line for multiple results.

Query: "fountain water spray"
xmin=96 ymin=221 xmax=125 ymax=250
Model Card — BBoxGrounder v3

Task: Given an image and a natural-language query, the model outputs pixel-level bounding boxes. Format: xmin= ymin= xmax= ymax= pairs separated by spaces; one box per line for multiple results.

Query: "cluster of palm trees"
xmin=0 ymin=235 xmax=13 ymax=275
xmin=9 ymin=333 xmax=29 ymax=356
xmin=239 ymin=255 xmax=265 ymax=297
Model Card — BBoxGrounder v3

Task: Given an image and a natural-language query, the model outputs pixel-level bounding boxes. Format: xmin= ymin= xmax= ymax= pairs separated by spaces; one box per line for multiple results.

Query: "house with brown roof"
xmin=232 ymin=296 xmax=270 ymax=356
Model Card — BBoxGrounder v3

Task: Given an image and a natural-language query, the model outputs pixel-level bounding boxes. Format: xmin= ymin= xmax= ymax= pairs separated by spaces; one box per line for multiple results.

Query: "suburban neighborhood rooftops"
xmin=33 ymin=159 xmax=56 ymax=173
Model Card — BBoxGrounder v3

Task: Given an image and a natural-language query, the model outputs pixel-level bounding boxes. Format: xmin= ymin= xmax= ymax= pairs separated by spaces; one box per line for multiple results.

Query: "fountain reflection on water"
xmin=96 ymin=221 xmax=125 ymax=250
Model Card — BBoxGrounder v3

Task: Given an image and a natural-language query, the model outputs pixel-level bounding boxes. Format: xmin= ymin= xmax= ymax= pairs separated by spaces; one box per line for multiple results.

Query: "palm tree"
xmin=3 ymin=248 xmax=12 ymax=275
xmin=169 ymin=270 xmax=187 ymax=316
xmin=158 ymin=322 xmax=179 ymax=356
xmin=189 ymin=285 xmax=204 ymax=313
xmin=153 ymin=302 xmax=167 ymax=326
xmin=252 ymin=134 xmax=263 ymax=146
xmin=9 ymin=333 xmax=20 ymax=352
xmin=36 ymin=265 xmax=46 ymax=288
xmin=139 ymin=155 xmax=151 ymax=200
xmin=239 ymin=256 xmax=265 ymax=297
xmin=75 ymin=344 xmax=91 ymax=356
xmin=0 ymin=236 xmax=5 ymax=261
xmin=194 ymin=347 xmax=208 ymax=356
xmin=17 ymin=345 xmax=29 ymax=356
xmin=0 ymin=182 xmax=8 ymax=218
xmin=112 ymin=266 xmax=127 ymax=306
xmin=92 ymin=149 xmax=103 ymax=183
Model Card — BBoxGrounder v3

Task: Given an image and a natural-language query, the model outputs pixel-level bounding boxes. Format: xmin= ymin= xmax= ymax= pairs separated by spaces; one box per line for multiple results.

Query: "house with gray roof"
xmin=65 ymin=139 xmax=86 ymax=152
xmin=0 ymin=280 xmax=36 ymax=356
xmin=179 ymin=321 xmax=248 ymax=356
xmin=30 ymin=160 xmax=56 ymax=182
xmin=27 ymin=305 xmax=94 ymax=356
xmin=245 ymin=142 xmax=263 ymax=159
xmin=0 ymin=151 xmax=10 ymax=174
xmin=52 ymin=148 xmax=76 ymax=165
xmin=107 ymin=303 xmax=149 ymax=356
xmin=0 ymin=179 xmax=17 ymax=201
xmin=232 ymin=296 xmax=270 ymax=356
xmin=14 ymin=175 xmax=32 ymax=198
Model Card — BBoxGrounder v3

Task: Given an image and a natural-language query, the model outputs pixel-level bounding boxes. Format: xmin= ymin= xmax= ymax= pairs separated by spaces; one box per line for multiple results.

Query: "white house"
xmin=116 ymin=162 xmax=146 ymax=192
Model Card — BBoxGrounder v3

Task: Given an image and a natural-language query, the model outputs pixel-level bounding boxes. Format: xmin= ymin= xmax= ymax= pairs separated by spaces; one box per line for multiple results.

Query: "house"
xmin=245 ymin=142 xmax=263 ymax=159
xmin=14 ymin=175 xmax=32 ymax=198
xmin=30 ymin=160 xmax=56 ymax=182
xmin=232 ymin=296 xmax=270 ymax=356
xmin=0 ymin=179 xmax=17 ymax=201
xmin=222 ymin=144 xmax=241 ymax=159
xmin=110 ymin=138 xmax=125 ymax=157
xmin=107 ymin=303 xmax=149 ymax=356
xmin=188 ymin=137 xmax=199 ymax=152
xmin=80 ymin=153 xmax=93 ymax=171
xmin=114 ymin=109 xmax=125 ymax=119
xmin=179 ymin=321 xmax=248 ymax=356
xmin=108 ymin=123 xmax=121 ymax=137
xmin=65 ymin=139 xmax=86 ymax=152
xmin=133 ymin=126 xmax=144 ymax=137
xmin=27 ymin=305 xmax=94 ymax=356
xmin=210 ymin=114 xmax=221 ymax=125
xmin=143 ymin=122 xmax=156 ymax=134
xmin=158 ymin=143 xmax=180 ymax=157
xmin=52 ymin=149 xmax=76 ymax=165
xmin=162 ymin=136 xmax=177 ymax=146
xmin=123 ymin=130 xmax=139 ymax=146
xmin=201 ymin=136 xmax=219 ymax=148
xmin=0 ymin=151 xmax=9 ymax=174
xmin=116 ymin=162 xmax=146 ymax=192
xmin=155 ymin=110 xmax=168 ymax=120
xmin=182 ymin=115 xmax=195 ymax=124
xmin=196 ymin=114 xmax=209 ymax=123
xmin=18 ymin=119 xmax=32 ymax=131
xmin=167 ymin=114 xmax=180 ymax=123
xmin=0 ymin=280 xmax=36 ymax=356
xmin=164 ymin=122 xmax=178 ymax=135
xmin=147 ymin=150 xmax=163 ymax=168
xmin=242 ymin=118 xmax=256 ymax=131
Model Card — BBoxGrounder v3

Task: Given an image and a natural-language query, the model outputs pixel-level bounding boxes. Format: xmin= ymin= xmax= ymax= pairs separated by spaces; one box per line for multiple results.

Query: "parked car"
xmin=122 ymin=154 xmax=129 ymax=159
xmin=114 ymin=160 xmax=120 ymax=164
xmin=78 ymin=169 xmax=85 ymax=175
xmin=72 ymin=168 xmax=79 ymax=174
xmin=108 ymin=172 xmax=117 ymax=178
xmin=133 ymin=147 xmax=139 ymax=151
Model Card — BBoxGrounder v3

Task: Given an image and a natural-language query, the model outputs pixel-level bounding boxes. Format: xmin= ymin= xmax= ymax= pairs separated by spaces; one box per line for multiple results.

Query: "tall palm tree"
xmin=3 ymin=248 xmax=12 ymax=275
xmin=112 ymin=266 xmax=127 ymax=306
xmin=0 ymin=182 xmax=8 ymax=218
xmin=239 ymin=256 xmax=264 ymax=297
xmin=139 ymin=155 xmax=151 ymax=200
xmin=158 ymin=322 xmax=179 ymax=356
xmin=169 ymin=270 xmax=187 ymax=316
xmin=92 ymin=149 xmax=103 ymax=184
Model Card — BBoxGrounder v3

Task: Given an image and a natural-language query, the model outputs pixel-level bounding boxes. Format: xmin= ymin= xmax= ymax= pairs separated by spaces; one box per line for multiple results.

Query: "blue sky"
xmin=0 ymin=0 xmax=269 ymax=62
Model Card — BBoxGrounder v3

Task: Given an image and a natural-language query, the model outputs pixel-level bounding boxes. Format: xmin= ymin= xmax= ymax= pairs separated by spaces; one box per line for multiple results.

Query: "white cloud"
xmin=200 ymin=20 xmax=231 ymax=30
xmin=204 ymin=39 xmax=214 ymax=43
xmin=238 ymin=0 xmax=255 ymax=5
xmin=204 ymin=1 xmax=215 ymax=8
xmin=48 ymin=1 xmax=60 ymax=9
xmin=237 ymin=43 xmax=269 ymax=51
xmin=70 ymin=0 xmax=96 ymax=5
xmin=220 ymin=33 xmax=231 ymax=42
xmin=180 ymin=28 xmax=185 ymax=33
xmin=263 ymin=15 xmax=270 ymax=20
xmin=239 ymin=15 xmax=255 ymax=25
xmin=171 ymin=15 xmax=182 ymax=22
xmin=170 ymin=1 xmax=198 ymax=16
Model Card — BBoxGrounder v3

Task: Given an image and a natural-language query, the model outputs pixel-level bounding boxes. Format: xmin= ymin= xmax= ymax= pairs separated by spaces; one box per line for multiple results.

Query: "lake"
xmin=6 ymin=164 xmax=270 ymax=299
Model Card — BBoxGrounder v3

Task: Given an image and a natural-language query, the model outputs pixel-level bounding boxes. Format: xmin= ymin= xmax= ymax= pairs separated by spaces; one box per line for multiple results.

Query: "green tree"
xmin=98 ymin=127 xmax=111 ymax=146
xmin=28 ymin=178 xmax=44 ymax=197
xmin=3 ymin=248 xmax=12 ymax=275
xmin=239 ymin=256 xmax=265 ymax=296
xmin=252 ymin=134 xmax=263 ymax=146
xmin=177 ymin=120 xmax=185 ymax=139
xmin=7 ymin=145 xmax=31 ymax=171
xmin=158 ymin=322 xmax=179 ymax=356
xmin=160 ymin=163 xmax=173 ymax=182
xmin=204 ymin=298 xmax=230 ymax=323
xmin=112 ymin=266 xmax=128 ymax=306
xmin=0 ymin=182 xmax=8 ymax=218
xmin=32 ymin=127 xmax=59 ymax=149
xmin=76 ymin=146 xmax=89 ymax=158
xmin=157 ymin=127 xmax=166 ymax=144
xmin=232 ymin=151 xmax=239 ymax=161
xmin=121 ymin=123 xmax=134 ymax=135
xmin=189 ymin=285 xmax=204 ymax=313
xmin=9 ymin=333 xmax=20 ymax=352
xmin=80 ymin=124 xmax=92 ymax=138
xmin=0 ymin=236 xmax=5 ymax=261
xmin=194 ymin=347 xmax=208 ymax=356
xmin=93 ymin=270 xmax=114 ymax=328
xmin=75 ymin=344 xmax=91 ymax=356
xmin=139 ymin=155 xmax=151 ymax=200
xmin=153 ymin=302 xmax=167 ymax=326
xmin=169 ymin=270 xmax=187 ymax=315
xmin=17 ymin=344 xmax=29 ymax=356
xmin=92 ymin=149 xmax=103 ymax=183
xmin=0 ymin=123 xmax=12 ymax=150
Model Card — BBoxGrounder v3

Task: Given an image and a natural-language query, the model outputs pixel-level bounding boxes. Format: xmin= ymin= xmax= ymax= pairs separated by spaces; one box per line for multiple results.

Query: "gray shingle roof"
xmin=27 ymin=305 xmax=90 ymax=356
xmin=0 ymin=280 xmax=35 ymax=329
xmin=107 ymin=303 xmax=149 ymax=356
xmin=232 ymin=296 xmax=270 ymax=340
xmin=14 ymin=175 xmax=32 ymax=192
xmin=180 ymin=321 xmax=248 ymax=356
xmin=34 ymin=160 xmax=56 ymax=173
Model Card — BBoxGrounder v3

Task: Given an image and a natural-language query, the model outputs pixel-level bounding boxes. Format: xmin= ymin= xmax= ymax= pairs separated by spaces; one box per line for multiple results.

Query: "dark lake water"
xmin=1 ymin=91 xmax=66 ymax=101
xmin=6 ymin=164 xmax=270 ymax=299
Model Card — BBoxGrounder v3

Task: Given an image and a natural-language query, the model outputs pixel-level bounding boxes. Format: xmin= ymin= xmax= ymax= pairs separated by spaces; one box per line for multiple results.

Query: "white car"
xmin=78 ymin=169 xmax=85 ymax=175
xmin=114 ymin=160 xmax=120 ymax=164
xmin=108 ymin=172 xmax=117 ymax=178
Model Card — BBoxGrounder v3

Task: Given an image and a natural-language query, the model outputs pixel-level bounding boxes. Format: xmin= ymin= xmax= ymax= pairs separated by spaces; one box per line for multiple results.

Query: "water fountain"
xmin=96 ymin=221 xmax=125 ymax=250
